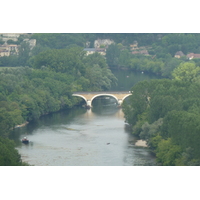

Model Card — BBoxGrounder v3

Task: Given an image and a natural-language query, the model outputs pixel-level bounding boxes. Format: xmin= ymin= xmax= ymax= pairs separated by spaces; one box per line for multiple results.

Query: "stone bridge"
xmin=72 ymin=91 xmax=131 ymax=108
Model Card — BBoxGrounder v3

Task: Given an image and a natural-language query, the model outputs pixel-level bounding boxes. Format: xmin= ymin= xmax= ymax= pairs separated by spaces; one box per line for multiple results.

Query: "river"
xmin=10 ymin=69 xmax=159 ymax=166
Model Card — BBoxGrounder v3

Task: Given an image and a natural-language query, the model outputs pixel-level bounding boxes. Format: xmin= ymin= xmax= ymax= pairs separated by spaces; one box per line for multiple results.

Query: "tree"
xmin=0 ymin=136 xmax=28 ymax=166
xmin=18 ymin=41 xmax=31 ymax=66
xmin=156 ymin=138 xmax=182 ymax=166
xmin=118 ymin=49 xmax=131 ymax=67
xmin=105 ymin=43 xmax=120 ymax=66
xmin=7 ymin=39 xmax=18 ymax=45
xmin=172 ymin=62 xmax=200 ymax=82
xmin=32 ymin=47 xmax=85 ymax=75
xmin=140 ymin=118 xmax=163 ymax=142
xmin=30 ymin=44 xmax=51 ymax=56
xmin=161 ymin=110 xmax=200 ymax=159
xmin=148 ymin=95 xmax=181 ymax=123
xmin=31 ymin=33 xmax=86 ymax=49
xmin=161 ymin=57 xmax=182 ymax=78
xmin=83 ymin=52 xmax=118 ymax=91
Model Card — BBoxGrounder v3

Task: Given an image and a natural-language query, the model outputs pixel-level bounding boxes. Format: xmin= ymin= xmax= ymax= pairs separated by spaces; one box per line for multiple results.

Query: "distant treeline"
xmin=2 ymin=33 xmax=200 ymax=78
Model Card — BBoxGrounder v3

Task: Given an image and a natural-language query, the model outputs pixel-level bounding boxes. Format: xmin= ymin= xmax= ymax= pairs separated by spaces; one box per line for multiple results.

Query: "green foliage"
xmin=148 ymin=95 xmax=181 ymax=123
xmin=156 ymin=138 xmax=182 ymax=166
xmin=118 ymin=49 xmax=131 ymax=67
xmin=18 ymin=41 xmax=31 ymax=66
xmin=7 ymin=39 xmax=19 ymax=45
xmin=0 ymin=101 xmax=24 ymax=136
xmin=161 ymin=110 xmax=200 ymax=158
xmin=30 ymin=44 xmax=51 ymax=56
xmin=0 ymin=67 xmax=79 ymax=134
xmin=0 ymin=55 xmax=19 ymax=67
xmin=0 ymin=46 xmax=118 ymax=137
xmin=31 ymin=48 xmax=117 ymax=91
xmin=148 ymin=135 xmax=162 ymax=151
xmin=123 ymin=76 xmax=200 ymax=165
xmin=123 ymin=79 xmax=170 ymax=126
xmin=172 ymin=62 xmax=200 ymax=82
xmin=161 ymin=33 xmax=200 ymax=54
xmin=105 ymin=43 xmax=121 ymax=66
xmin=174 ymin=147 xmax=200 ymax=166
xmin=31 ymin=33 xmax=86 ymax=49
xmin=131 ymin=112 xmax=148 ymax=136
xmin=161 ymin=58 xmax=182 ymax=78
xmin=0 ymin=136 xmax=27 ymax=166
xmin=3 ymin=33 xmax=200 ymax=165
xmin=140 ymin=118 xmax=163 ymax=142
xmin=83 ymin=53 xmax=118 ymax=91
xmin=31 ymin=47 xmax=85 ymax=74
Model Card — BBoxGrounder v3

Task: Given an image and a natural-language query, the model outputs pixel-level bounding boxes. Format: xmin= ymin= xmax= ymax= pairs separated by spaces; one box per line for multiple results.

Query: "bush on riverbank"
xmin=0 ymin=136 xmax=29 ymax=166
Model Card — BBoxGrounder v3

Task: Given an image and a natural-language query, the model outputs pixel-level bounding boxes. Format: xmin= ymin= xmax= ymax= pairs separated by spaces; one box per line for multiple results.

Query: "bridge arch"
xmin=72 ymin=94 xmax=88 ymax=105
xmin=122 ymin=94 xmax=132 ymax=101
xmin=91 ymin=94 xmax=119 ymax=104
xmin=72 ymin=91 xmax=132 ymax=108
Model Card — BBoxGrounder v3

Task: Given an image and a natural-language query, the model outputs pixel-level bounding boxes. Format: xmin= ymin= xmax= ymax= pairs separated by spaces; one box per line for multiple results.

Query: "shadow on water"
xmin=9 ymin=108 xmax=87 ymax=143
xmin=91 ymin=96 xmax=119 ymax=116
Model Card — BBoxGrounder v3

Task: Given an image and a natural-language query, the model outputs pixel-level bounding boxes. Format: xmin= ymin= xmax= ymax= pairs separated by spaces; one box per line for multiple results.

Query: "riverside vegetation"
xmin=1 ymin=33 xmax=200 ymax=165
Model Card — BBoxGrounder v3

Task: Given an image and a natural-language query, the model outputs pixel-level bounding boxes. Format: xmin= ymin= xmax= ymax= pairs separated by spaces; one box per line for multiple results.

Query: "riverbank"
xmin=15 ymin=121 xmax=29 ymax=128
xmin=135 ymin=140 xmax=148 ymax=147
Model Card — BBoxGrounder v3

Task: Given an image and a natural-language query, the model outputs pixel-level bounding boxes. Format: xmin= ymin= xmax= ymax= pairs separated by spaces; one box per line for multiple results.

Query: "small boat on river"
xmin=21 ymin=137 xmax=29 ymax=144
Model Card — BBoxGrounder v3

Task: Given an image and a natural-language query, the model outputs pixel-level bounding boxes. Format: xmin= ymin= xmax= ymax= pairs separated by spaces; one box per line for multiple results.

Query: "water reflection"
xmin=110 ymin=68 xmax=159 ymax=91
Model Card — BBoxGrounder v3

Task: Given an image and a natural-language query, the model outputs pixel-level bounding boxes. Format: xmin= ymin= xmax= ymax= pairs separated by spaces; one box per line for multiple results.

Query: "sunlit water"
xmin=10 ymin=104 xmax=156 ymax=166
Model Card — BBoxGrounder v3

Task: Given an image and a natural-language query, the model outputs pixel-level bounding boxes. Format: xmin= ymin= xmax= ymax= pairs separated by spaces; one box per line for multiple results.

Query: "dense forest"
xmin=1 ymin=33 xmax=200 ymax=165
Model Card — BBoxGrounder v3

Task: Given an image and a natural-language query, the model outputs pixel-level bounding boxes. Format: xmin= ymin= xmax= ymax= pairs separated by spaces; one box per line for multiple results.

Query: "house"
xmin=23 ymin=39 xmax=36 ymax=50
xmin=94 ymin=39 xmax=114 ymax=48
xmin=84 ymin=48 xmax=96 ymax=56
xmin=0 ymin=49 xmax=10 ymax=57
xmin=0 ymin=33 xmax=25 ymax=42
xmin=95 ymin=48 xmax=106 ymax=56
xmin=186 ymin=53 xmax=200 ymax=60
xmin=83 ymin=48 xmax=106 ymax=56
xmin=130 ymin=41 xmax=138 ymax=50
xmin=0 ymin=44 xmax=19 ymax=56
xmin=174 ymin=51 xmax=185 ymax=58
xmin=7 ymin=44 xmax=19 ymax=55
xmin=0 ymin=45 xmax=9 ymax=57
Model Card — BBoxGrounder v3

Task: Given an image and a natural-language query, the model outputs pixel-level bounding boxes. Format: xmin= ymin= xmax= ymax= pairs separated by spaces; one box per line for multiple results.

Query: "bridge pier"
xmin=86 ymin=100 xmax=92 ymax=108
xmin=118 ymin=99 xmax=123 ymax=106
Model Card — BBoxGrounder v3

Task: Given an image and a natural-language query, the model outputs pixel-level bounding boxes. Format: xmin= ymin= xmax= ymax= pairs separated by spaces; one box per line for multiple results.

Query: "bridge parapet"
xmin=73 ymin=91 xmax=131 ymax=94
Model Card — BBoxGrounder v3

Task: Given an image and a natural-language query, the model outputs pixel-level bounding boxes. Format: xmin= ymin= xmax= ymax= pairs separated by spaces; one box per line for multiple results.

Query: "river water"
xmin=10 ymin=69 xmax=158 ymax=166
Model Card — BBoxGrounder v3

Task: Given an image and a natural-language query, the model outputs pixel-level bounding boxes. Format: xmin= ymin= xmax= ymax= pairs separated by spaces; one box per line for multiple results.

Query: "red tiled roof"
xmin=187 ymin=53 xmax=200 ymax=58
xmin=194 ymin=54 xmax=200 ymax=58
